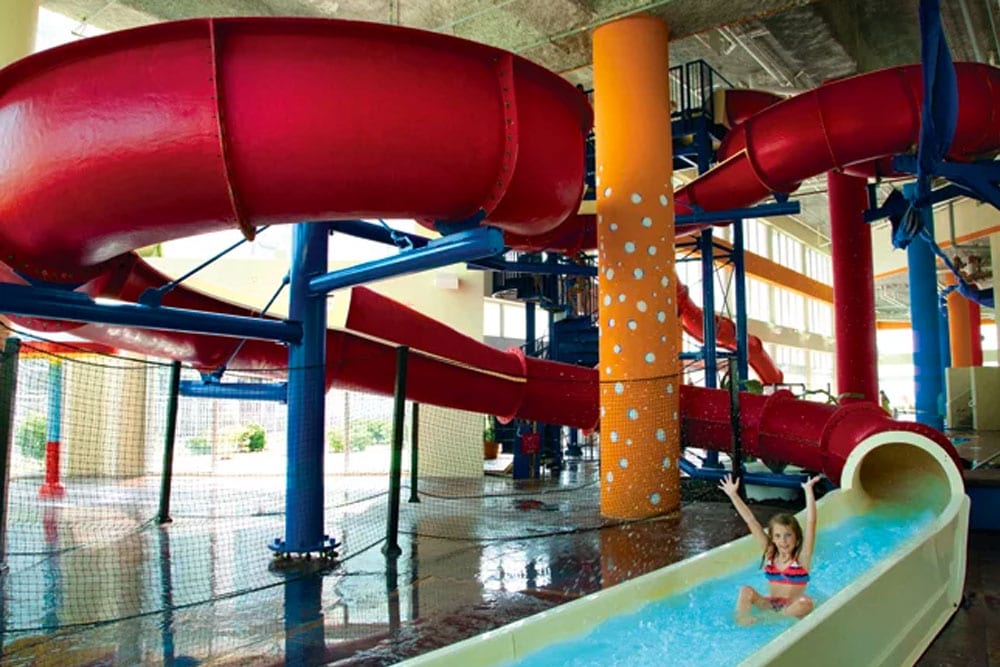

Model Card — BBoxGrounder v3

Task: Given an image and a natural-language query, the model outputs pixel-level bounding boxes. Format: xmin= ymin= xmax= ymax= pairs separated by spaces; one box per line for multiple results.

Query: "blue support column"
xmin=903 ymin=183 xmax=945 ymax=431
xmin=699 ymin=229 xmax=720 ymax=468
xmin=938 ymin=306 xmax=950 ymax=427
xmin=732 ymin=220 xmax=750 ymax=386
xmin=271 ymin=222 xmax=337 ymax=556
xmin=525 ymin=301 xmax=536 ymax=357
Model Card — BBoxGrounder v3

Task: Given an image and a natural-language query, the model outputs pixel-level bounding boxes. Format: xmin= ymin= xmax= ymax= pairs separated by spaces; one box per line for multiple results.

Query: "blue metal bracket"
xmin=0 ymin=282 xmax=301 ymax=343
xmin=893 ymin=154 xmax=1000 ymax=211
xmin=139 ymin=225 xmax=271 ymax=307
xmin=675 ymin=201 xmax=800 ymax=228
xmin=180 ymin=380 xmax=288 ymax=403
xmin=327 ymin=219 xmax=432 ymax=249
xmin=309 ymin=226 xmax=504 ymax=295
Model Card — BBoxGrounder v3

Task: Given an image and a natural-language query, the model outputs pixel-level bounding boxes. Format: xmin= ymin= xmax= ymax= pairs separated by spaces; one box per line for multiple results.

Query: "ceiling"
xmin=38 ymin=0 xmax=1000 ymax=320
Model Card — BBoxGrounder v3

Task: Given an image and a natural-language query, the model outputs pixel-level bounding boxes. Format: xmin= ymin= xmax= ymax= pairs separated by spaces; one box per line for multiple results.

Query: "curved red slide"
xmin=676 ymin=281 xmax=783 ymax=384
xmin=0 ymin=19 xmax=977 ymax=479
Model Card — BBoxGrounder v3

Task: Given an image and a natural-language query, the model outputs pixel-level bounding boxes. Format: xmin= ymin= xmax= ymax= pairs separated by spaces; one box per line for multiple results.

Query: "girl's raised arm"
xmin=797 ymin=475 xmax=822 ymax=569
xmin=718 ymin=473 xmax=769 ymax=551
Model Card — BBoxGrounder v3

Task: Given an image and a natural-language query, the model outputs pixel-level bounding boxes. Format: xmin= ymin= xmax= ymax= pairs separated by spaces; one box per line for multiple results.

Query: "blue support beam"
xmin=272 ymin=222 xmax=337 ymax=556
xmin=179 ymin=380 xmax=288 ymax=403
xmin=327 ymin=219 xmax=431 ymax=249
xmin=675 ymin=201 xmax=800 ymax=228
xmin=468 ymin=257 xmax=597 ymax=277
xmin=0 ymin=282 xmax=301 ymax=343
xmin=732 ymin=220 xmax=750 ymax=386
xmin=309 ymin=227 xmax=504 ymax=295
xmin=903 ymin=182 xmax=945 ymax=431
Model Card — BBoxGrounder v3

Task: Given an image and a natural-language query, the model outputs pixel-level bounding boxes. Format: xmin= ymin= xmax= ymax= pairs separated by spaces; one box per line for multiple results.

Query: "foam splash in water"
xmin=510 ymin=503 xmax=935 ymax=667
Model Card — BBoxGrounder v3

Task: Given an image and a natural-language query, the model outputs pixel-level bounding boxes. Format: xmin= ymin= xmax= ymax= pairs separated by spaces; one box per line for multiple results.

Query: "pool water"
xmin=510 ymin=504 xmax=936 ymax=667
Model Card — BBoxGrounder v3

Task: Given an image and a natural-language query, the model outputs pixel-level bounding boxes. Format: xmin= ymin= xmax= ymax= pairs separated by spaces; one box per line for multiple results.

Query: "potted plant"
xmin=483 ymin=417 xmax=499 ymax=460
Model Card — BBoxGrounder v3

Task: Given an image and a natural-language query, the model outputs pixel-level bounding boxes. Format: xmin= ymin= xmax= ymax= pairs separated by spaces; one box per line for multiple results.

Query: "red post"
xmin=969 ymin=300 xmax=983 ymax=366
xmin=828 ymin=170 xmax=878 ymax=404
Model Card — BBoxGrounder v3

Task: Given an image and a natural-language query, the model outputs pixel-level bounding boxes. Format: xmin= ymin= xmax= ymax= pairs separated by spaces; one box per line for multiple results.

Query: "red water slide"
xmin=0 ymin=19 xmax=980 ymax=480
xmin=676 ymin=281 xmax=783 ymax=384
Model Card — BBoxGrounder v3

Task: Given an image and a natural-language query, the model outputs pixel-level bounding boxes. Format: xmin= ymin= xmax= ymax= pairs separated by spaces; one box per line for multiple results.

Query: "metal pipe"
xmin=408 ymin=402 xmax=420 ymax=503
xmin=959 ymin=0 xmax=986 ymax=62
xmin=158 ymin=360 xmax=181 ymax=524
xmin=179 ymin=380 xmax=287 ymax=403
xmin=0 ymin=282 xmax=301 ymax=344
xmin=383 ymin=346 xmax=408 ymax=558
xmin=0 ymin=338 xmax=21 ymax=573
xmin=985 ymin=0 xmax=1000 ymax=62
xmin=309 ymin=227 xmax=503 ymax=295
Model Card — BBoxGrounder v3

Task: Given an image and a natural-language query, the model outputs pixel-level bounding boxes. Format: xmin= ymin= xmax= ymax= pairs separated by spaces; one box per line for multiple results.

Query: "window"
xmin=502 ymin=303 xmax=526 ymax=339
xmin=772 ymin=230 xmax=803 ymax=273
xmin=747 ymin=277 xmax=770 ymax=322
xmin=743 ymin=219 xmax=769 ymax=257
xmin=774 ymin=287 xmax=805 ymax=330
xmin=808 ymin=300 xmax=833 ymax=337
xmin=483 ymin=301 xmax=501 ymax=337
xmin=805 ymin=247 xmax=832 ymax=285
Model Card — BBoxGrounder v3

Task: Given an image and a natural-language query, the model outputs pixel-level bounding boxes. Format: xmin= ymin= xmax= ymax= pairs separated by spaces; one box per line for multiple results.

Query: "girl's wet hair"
xmin=761 ymin=513 xmax=804 ymax=566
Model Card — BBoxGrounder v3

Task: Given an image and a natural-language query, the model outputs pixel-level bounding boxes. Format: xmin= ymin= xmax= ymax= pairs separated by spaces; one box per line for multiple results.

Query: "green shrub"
xmin=16 ymin=413 xmax=47 ymax=460
xmin=235 ymin=423 xmax=266 ymax=452
xmin=327 ymin=419 xmax=391 ymax=453
xmin=327 ymin=430 xmax=345 ymax=453
xmin=186 ymin=436 xmax=211 ymax=455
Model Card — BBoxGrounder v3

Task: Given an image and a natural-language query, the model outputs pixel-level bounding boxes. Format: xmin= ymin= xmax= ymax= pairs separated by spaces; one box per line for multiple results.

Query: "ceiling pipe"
xmin=959 ymin=0 xmax=985 ymax=62
xmin=987 ymin=0 xmax=1000 ymax=63
xmin=716 ymin=25 xmax=794 ymax=88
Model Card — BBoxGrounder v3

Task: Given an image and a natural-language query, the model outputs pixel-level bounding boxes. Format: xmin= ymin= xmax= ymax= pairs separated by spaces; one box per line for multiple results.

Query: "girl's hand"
xmin=801 ymin=474 xmax=822 ymax=490
xmin=718 ymin=473 xmax=740 ymax=497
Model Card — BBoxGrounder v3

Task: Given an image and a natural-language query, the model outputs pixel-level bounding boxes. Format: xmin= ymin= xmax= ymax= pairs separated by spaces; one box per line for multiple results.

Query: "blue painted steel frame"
xmin=0 ymin=282 xmax=301 ymax=343
xmin=903 ymin=182 xmax=945 ymax=431
xmin=309 ymin=227 xmax=504 ymax=295
xmin=679 ymin=457 xmax=811 ymax=489
xmin=271 ymin=222 xmax=337 ymax=555
xmin=179 ymin=380 xmax=288 ymax=403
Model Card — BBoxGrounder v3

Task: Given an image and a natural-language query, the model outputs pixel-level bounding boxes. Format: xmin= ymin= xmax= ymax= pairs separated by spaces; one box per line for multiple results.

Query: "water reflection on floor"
xmin=0 ymin=460 xmax=769 ymax=666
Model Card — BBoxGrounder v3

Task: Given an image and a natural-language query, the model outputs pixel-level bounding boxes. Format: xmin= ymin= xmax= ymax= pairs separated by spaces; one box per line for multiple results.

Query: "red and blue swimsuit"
xmin=764 ymin=558 xmax=809 ymax=609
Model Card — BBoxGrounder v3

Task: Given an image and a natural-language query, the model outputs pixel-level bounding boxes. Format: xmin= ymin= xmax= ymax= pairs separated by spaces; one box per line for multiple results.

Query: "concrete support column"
xmin=827 ymin=170 xmax=877 ymax=403
xmin=594 ymin=16 xmax=679 ymax=518
xmin=65 ymin=362 xmax=108 ymax=477
xmin=1 ymin=0 xmax=38 ymax=67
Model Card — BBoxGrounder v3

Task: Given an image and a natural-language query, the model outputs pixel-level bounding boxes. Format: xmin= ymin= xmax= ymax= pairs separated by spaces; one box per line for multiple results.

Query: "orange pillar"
xmin=946 ymin=274 xmax=973 ymax=367
xmin=594 ymin=16 xmax=678 ymax=519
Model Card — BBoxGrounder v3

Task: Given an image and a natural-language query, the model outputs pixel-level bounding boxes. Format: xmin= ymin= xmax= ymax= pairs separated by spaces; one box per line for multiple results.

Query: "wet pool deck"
xmin=0 ymin=434 xmax=997 ymax=666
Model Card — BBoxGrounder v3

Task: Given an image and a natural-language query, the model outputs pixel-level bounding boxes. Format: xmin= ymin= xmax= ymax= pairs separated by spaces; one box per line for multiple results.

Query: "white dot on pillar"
xmin=604 ymin=187 xmax=613 ymax=198
xmin=637 ymin=300 xmax=647 ymax=312
xmin=610 ymin=430 xmax=619 ymax=442
xmin=601 ymin=406 xmax=606 ymax=417
xmin=619 ymin=457 xmax=629 ymax=469
xmin=657 ymin=311 xmax=666 ymax=322
xmin=631 ymin=193 xmax=643 ymax=204
xmin=628 ymin=408 xmax=639 ymax=420
xmin=667 ymin=383 xmax=674 ymax=394
xmin=603 ymin=295 xmax=612 ymax=306
xmin=660 ymin=336 xmax=667 ymax=343
xmin=618 ymin=293 xmax=627 ymax=303
xmin=659 ymin=194 xmax=669 ymax=206
xmin=656 ymin=428 xmax=666 ymax=441
xmin=633 ymin=268 xmax=644 ymax=279
xmin=673 ymin=411 xmax=678 ymax=420
xmin=645 ymin=352 xmax=656 ymax=363
xmin=650 ymin=492 xmax=661 ymax=505
xmin=667 ymin=297 xmax=672 ymax=305
xmin=642 ymin=216 xmax=652 ymax=227
xmin=615 ymin=382 xmax=624 ymax=394
xmin=625 ymin=241 xmax=636 ymax=254
xmin=627 ymin=320 xmax=638 ymax=330
xmin=606 ymin=366 xmax=613 ymax=375
xmin=610 ymin=223 xmax=619 ymax=231
xmin=662 ymin=456 xmax=672 ymax=469
xmin=607 ymin=471 xmax=614 ymax=482
xmin=661 ymin=276 xmax=670 ymax=287
xmin=609 ymin=318 xmax=616 ymax=327
xmin=647 ymin=245 xmax=657 ymax=256
xmin=613 ymin=344 xmax=622 ymax=354
xmin=607 ymin=268 xmax=615 ymax=279
xmin=626 ymin=438 xmax=633 ymax=446
xmin=598 ymin=214 xmax=603 ymax=223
